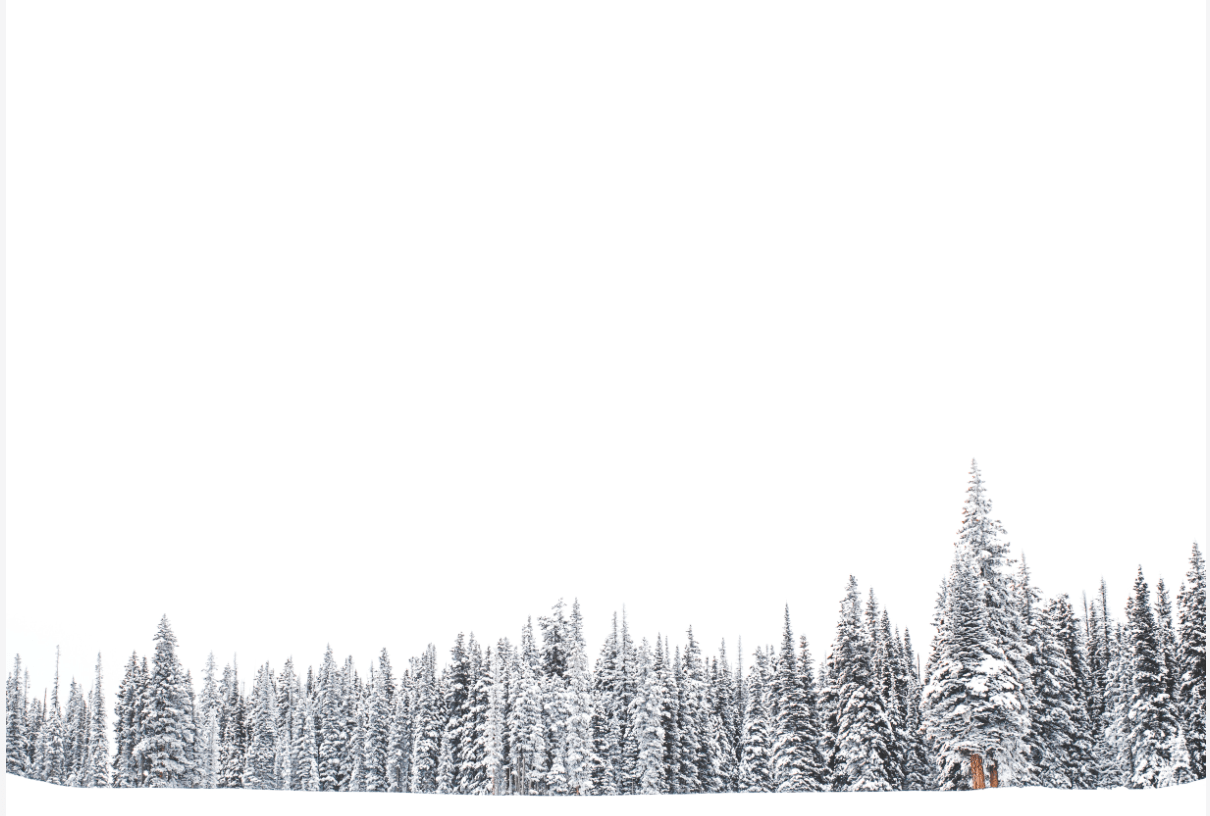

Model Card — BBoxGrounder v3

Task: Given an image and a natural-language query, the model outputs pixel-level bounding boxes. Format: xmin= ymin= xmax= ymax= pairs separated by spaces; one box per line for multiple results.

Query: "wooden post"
xmin=988 ymin=762 xmax=999 ymax=788
xmin=970 ymin=754 xmax=985 ymax=790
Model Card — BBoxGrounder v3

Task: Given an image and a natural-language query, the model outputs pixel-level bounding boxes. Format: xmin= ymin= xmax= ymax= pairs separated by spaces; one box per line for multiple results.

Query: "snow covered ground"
xmin=5 ymin=774 xmax=1206 ymax=816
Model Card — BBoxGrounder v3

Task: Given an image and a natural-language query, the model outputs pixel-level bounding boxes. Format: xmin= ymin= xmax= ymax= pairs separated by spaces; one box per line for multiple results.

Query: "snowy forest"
xmin=5 ymin=461 xmax=1206 ymax=794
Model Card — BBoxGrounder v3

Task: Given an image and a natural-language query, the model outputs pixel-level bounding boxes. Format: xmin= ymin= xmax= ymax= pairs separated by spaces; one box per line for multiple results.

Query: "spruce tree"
xmin=738 ymin=646 xmax=773 ymax=792
xmin=924 ymin=555 xmax=1022 ymax=790
xmin=409 ymin=645 xmax=442 ymax=793
xmin=561 ymin=600 xmax=597 ymax=795
xmin=87 ymin=654 xmax=109 ymax=787
xmin=363 ymin=662 xmax=391 ymax=791
xmin=899 ymin=630 xmax=933 ymax=790
xmin=6 ymin=654 xmax=29 ymax=776
xmin=511 ymin=622 xmax=547 ymax=794
xmin=295 ymin=683 xmax=321 ymax=792
xmin=1153 ymin=579 xmax=1178 ymax=704
xmin=316 ymin=646 xmax=345 ymax=791
xmin=136 ymin=616 xmax=195 ymax=787
xmin=242 ymin=662 xmax=278 ymax=789
xmin=950 ymin=460 xmax=1033 ymax=785
xmin=770 ymin=607 xmax=816 ymax=791
xmin=631 ymin=638 xmax=666 ymax=794
xmin=829 ymin=577 xmax=896 ymax=791
xmin=111 ymin=652 xmax=141 ymax=787
xmin=1032 ymin=596 xmax=1096 ymax=788
xmin=218 ymin=660 xmax=246 ymax=788
xmin=1176 ymin=542 xmax=1206 ymax=779
xmin=195 ymin=653 xmax=220 ymax=788
xmin=1124 ymin=568 xmax=1192 ymax=787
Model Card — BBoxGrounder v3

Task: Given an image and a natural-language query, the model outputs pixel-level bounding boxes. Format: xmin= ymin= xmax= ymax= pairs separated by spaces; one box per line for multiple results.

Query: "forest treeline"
xmin=5 ymin=461 xmax=1206 ymax=793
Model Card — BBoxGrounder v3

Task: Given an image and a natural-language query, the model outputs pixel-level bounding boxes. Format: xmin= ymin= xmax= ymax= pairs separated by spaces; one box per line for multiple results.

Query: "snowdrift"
xmin=5 ymin=773 xmax=1207 ymax=816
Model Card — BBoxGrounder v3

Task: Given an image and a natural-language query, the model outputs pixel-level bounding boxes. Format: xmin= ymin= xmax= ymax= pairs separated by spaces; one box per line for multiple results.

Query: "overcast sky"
xmin=6 ymin=3 xmax=1205 ymax=705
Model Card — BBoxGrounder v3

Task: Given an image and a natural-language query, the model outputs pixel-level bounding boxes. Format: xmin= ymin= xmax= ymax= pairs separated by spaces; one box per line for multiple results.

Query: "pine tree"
xmin=486 ymin=646 xmax=508 ymax=794
xmin=828 ymin=577 xmax=896 ymax=791
xmin=316 ymin=646 xmax=345 ymax=791
xmin=712 ymin=639 xmax=740 ymax=791
xmin=770 ymin=607 xmax=817 ymax=791
xmin=344 ymin=660 xmax=365 ymax=792
xmin=950 ymin=460 xmax=1033 ymax=785
xmin=181 ymin=669 xmax=203 ymax=788
xmin=458 ymin=639 xmax=490 ymax=794
xmin=1032 ymin=596 xmax=1095 ymax=788
xmin=1016 ymin=554 xmax=1045 ymax=786
xmin=409 ymin=645 xmax=442 ymax=793
xmin=924 ymin=555 xmax=1022 ymax=790
xmin=362 ymin=661 xmax=391 ymax=791
xmin=563 ymin=601 xmax=598 ymax=795
xmin=194 ymin=653 xmax=220 ymax=788
xmin=39 ymin=647 xmax=67 ymax=785
xmin=40 ymin=699 xmax=67 ymax=785
xmin=242 ymin=662 xmax=278 ymax=789
xmin=6 ymin=654 xmax=29 ymax=776
xmin=218 ymin=660 xmax=246 ymax=788
xmin=1123 ymin=568 xmax=1191 ymax=787
xmin=738 ymin=645 xmax=773 ymax=792
xmin=510 ymin=622 xmax=547 ymax=794
xmin=590 ymin=692 xmax=619 ymax=795
xmin=296 ymin=676 xmax=320 ymax=791
xmin=64 ymin=678 xmax=89 ymax=786
xmin=1096 ymin=621 xmax=1132 ymax=787
xmin=386 ymin=669 xmax=413 ymax=792
xmin=439 ymin=633 xmax=473 ymax=792
xmin=1176 ymin=542 xmax=1206 ymax=779
xmin=1154 ymin=579 xmax=1178 ymax=704
xmin=25 ymin=680 xmax=43 ymax=779
xmin=87 ymin=654 xmax=109 ymax=787
xmin=111 ymin=652 xmax=141 ymax=787
xmin=631 ymin=638 xmax=666 ymax=794
xmin=1050 ymin=595 xmax=1098 ymax=787
xmin=899 ymin=630 xmax=933 ymax=790
xmin=135 ymin=616 xmax=195 ymax=787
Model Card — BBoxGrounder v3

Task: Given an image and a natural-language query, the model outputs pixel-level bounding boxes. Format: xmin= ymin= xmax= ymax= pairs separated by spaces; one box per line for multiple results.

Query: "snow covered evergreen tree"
xmin=362 ymin=661 xmax=391 ymax=791
xmin=828 ymin=577 xmax=896 ymax=791
xmin=316 ymin=647 xmax=345 ymax=791
xmin=385 ymin=666 xmax=413 ymax=792
xmin=64 ymin=678 xmax=90 ymax=786
xmin=924 ymin=555 xmax=1023 ymax=790
xmin=561 ymin=601 xmax=597 ymax=795
xmin=1154 ymin=579 xmax=1179 ymax=706
xmin=631 ymin=638 xmax=666 ymax=794
xmin=135 ymin=616 xmax=196 ymax=787
xmin=950 ymin=460 xmax=1033 ymax=785
xmin=1176 ymin=542 xmax=1206 ymax=779
xmin=710 ymin=639 xmax=741 ymax=791
xmin=195 ymin=653 xmax=220 ymax=788
xmin=510 ymin=621 xmax=547 ymax=794
xmin=899 ymin=630 xmax=933 ymax=790
xmin=770 ymin=607 xmax=819 ymax=791
xmin=6 ymin=654 xmax=29 ymax=776
xmin=218 ymin=659 xmax=246 ymax=788
xmin=738 ymin=645 xmax=773 ymax=792
xmin=242 ymin=662 xmax=278 ymax=789
xmin=409 ymin=644 xmax=442 ymax=793
xmin=1031 ymin=596 xmax=1096 ymax=788
xmin=1123 ymin=568 xmax=1191 ymax=787
xmin=87 ymin=654 xmax=109 ymax=787
xmin=486 ymin=646 xmax=508 ymax=794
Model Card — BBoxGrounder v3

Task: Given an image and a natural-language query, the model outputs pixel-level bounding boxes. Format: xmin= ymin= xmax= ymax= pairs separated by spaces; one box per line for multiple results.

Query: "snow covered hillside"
xmin=6 ymin=772 xmax=1207 ymax=816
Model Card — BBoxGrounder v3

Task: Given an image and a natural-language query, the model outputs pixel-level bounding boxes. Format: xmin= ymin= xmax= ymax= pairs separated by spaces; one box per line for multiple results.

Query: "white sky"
xmin=5 ymin=3 xmax=1206 ymax=708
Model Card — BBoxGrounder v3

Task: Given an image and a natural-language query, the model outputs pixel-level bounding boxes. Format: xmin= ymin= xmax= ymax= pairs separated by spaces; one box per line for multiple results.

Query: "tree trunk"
xmin=988 ymin=762 xmax=998 ymax=788
xmin=970 ymin=753 xmax=985 ymax=790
